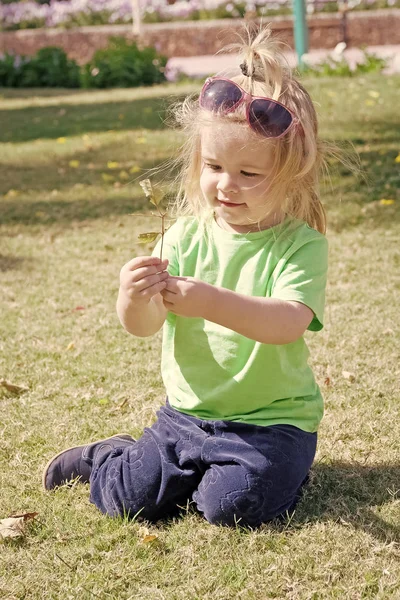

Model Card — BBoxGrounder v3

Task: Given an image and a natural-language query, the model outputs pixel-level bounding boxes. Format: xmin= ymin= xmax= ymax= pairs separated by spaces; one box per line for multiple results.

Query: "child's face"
xmin=199 ymin=121 xmax=282 ymax=233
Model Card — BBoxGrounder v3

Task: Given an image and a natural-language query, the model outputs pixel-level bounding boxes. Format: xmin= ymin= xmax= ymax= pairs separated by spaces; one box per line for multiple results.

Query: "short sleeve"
xmin=270 ymin=234 xmax=328 ymax=331
xmin=151 ymin=219 xmax=180 ymax=276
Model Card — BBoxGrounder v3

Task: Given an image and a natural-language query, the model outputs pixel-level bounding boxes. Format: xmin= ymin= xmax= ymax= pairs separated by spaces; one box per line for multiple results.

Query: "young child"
xmin=43 ymin=27 xmax=329 ymax=528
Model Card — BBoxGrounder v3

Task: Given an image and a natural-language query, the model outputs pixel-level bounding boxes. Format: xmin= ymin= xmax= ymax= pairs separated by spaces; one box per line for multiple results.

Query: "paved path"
xmin=167 ymin=45 xmax=400 ymax=79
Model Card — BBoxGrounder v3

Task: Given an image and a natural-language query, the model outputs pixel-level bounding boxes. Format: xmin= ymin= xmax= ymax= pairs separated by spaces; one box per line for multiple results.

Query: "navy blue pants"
xmin=89 ymin=403 xmax=317 ymax=527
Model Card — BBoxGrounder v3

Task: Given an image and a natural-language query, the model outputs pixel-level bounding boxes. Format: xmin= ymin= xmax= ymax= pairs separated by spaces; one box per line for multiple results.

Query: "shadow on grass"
xmin=0 ymin=95 xmax=187 ymax=143
xmin=0 ymin=191 xmax=149 ymax=226
xmin=0 ymin=253 xmax=31 ymax=272
xmin=295 ymin=461 xmax=400 ymax=543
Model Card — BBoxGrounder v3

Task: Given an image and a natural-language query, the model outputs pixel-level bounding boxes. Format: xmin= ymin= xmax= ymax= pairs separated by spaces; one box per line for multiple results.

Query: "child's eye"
xmin=241 ymin=171 xmax=259 ymax=177
xmin=206 ymin=163 xmax=221 ymax=171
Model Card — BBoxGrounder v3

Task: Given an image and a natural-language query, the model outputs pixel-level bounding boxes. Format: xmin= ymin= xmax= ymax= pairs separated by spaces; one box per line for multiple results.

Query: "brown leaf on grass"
xmin=138 ymin=526 xmax=159 ymax=544
xmin=9 ymin=512 xmax=38 ymax=521
xmin=342 ymin=371 xmax=356 ymax=383
xmin=0 ymin=513 xmax=38 ymax=540
xmin=324 ymin=377 xmax=332 ymax=387
xmin=0 ymin=379 xmax=29 ymax=395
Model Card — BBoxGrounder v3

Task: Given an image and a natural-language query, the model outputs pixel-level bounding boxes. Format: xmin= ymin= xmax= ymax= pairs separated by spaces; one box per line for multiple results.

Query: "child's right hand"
xmin=119 ymin=256 xmax=169 ymax=305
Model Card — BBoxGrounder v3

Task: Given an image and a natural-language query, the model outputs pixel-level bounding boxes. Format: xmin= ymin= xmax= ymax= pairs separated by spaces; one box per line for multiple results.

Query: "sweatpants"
xmin=89 ymin=402 xmax=317 ymax=527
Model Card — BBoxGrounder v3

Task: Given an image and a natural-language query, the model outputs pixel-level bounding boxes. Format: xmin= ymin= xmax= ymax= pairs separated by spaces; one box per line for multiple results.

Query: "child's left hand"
xmin=161 ymin=276 xmax=212 ymax=318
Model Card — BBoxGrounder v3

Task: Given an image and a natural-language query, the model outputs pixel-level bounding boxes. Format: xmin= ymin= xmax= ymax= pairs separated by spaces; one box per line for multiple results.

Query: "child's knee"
xmin=193 ymin=471 xmax=273 ymax=527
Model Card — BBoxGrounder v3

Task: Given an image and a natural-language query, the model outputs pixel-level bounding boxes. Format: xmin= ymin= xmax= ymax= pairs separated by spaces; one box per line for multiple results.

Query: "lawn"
xmin=0 ymin=74 xmax=399 ymax=599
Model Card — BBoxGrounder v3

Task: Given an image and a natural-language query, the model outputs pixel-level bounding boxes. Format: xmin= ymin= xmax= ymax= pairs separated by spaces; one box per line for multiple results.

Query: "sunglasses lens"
xmin=200 ymin=80 xmax=242 ymax=112
xmin=249 ymin=99 xmax=293 ymax=138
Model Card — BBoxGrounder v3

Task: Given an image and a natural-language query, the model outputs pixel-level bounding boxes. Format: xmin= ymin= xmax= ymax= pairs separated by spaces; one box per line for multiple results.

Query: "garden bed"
xmin=1 ymin=9 xmax=400 ymax=63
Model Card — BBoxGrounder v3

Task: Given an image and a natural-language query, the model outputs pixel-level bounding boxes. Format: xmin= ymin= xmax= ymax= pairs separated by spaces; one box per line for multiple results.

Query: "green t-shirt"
xmin=153 ymin=216 xmax=328 ymax=433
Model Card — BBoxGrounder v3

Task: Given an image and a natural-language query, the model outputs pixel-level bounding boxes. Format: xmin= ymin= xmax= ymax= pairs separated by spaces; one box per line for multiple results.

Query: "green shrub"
xmin=303 ymin=50 xmax=388 ymax=77
xmin=19 ymin=46 xmax=81 ymax=87
xmin=81 ymin=37 xmax=167 ymax=89
xmin=0 ymin=47 xmax=80 ymax=87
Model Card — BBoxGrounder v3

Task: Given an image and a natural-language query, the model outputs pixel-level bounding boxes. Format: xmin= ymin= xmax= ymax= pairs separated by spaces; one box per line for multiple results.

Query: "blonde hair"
xmin=165 ymin=26 xmax=342 ymax=234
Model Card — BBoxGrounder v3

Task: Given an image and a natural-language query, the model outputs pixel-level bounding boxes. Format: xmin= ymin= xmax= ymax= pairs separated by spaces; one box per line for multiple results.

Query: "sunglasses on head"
xmin=199 ymin=77 xmax=299 ymax=139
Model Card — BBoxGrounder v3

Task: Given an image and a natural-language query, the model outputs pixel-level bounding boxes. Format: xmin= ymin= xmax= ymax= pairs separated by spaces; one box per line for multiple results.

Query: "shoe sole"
xmin=42 ymin=433 xmax=135 ymax=490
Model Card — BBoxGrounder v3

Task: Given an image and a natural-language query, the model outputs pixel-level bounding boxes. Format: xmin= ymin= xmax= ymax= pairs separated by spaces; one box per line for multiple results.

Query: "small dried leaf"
xmin=0 ymin=512 xmax=38 ymax=540
xmin=139 ymin=179 xmax=164 ymax=207
xmin=141 ymin=534 xmax=158 ymax=544
xmin=0 ymin=517 xmax=26 ymax=540
xmin=137 ymin=232 xmax=160 ymax=244
xmin=10 ymin=512 xmax=38 ymax=521
xmin=66 ymin=342 xmax=75 ymax=351
xmin=138 ymin=526 xmax=158 ymax=544
xmin=342 ymin=371 xmax=356 ymax=383
xmin=0 ymin=379 xmax=29 ymax=395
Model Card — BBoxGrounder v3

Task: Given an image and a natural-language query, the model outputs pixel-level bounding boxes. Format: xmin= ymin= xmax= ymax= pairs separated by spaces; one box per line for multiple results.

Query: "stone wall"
xmin=1 ymin=10 xmax=399 ymax=64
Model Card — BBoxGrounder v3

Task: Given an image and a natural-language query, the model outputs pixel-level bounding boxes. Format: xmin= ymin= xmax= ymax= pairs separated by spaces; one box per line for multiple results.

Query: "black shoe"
xmin=43 ymin=433 xmax=135 ymax=490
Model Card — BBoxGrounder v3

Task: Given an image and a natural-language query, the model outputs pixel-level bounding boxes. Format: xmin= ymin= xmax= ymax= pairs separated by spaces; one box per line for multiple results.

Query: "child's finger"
xmin=126 ymin=256 xmax=168 ymax=271
xmin=132 ymin=271 xmax=169 ymax=292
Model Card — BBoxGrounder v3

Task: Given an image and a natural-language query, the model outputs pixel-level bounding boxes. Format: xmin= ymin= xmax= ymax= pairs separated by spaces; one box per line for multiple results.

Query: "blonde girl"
xmin=43 ymin=27 xmax=330 ymax=528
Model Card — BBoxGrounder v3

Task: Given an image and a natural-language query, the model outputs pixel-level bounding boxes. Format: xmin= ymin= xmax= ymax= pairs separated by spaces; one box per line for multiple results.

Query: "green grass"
xmin=1 ymin=74 xmax=400 ymax=599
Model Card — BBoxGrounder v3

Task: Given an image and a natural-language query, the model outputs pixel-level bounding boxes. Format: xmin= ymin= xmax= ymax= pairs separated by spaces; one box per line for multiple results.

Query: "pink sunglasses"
xmin=199 ymin=77 xmax=299 ymax=139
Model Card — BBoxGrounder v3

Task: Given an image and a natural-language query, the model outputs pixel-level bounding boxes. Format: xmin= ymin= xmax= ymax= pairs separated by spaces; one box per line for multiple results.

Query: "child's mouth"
xmin=219 ymin=200 xmax=245 ymax=208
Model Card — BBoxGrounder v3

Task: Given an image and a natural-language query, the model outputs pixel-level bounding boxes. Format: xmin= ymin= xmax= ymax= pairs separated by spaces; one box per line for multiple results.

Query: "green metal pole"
xmin=293 ymin=0 xmax=309 ymax=69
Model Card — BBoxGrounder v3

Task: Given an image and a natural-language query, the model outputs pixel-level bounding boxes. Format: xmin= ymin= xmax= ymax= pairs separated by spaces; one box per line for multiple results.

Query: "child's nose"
xmin=217 ymin=173 xmax=238 ymax=194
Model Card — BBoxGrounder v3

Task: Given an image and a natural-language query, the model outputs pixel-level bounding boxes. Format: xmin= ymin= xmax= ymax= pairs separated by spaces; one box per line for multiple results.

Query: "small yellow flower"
xmin=119 ymin=170 xmax=129 ymax=180
xmin=379 ymin=199 xmax=395 ymax=206
xmin=136 ymin=137 xmax=147 ymax=144
xmin=57 ymin=137 xmax=66 ymax=143
xmin=129 ymin=165 xmax=141 ymax=174
xmin=395 ymin=154 xmax=400 ymax=163
xmin=107 ymin=161 xmax=120 ymax=169
xmin=69 ymin=160 xmax=80 ymax=168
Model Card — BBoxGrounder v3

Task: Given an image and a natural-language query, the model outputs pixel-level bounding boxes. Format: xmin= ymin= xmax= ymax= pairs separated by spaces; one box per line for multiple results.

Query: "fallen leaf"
xmin=136 ymin=137 xmax=147 ymax=144
xmin=0 ymin=517 xmax=25 ymax=539
xmin=324 ymin=377 xmax=331 ymax=387
xmin=101 ymin=173 xmax=115 ymax=183
xmin=0 ymin=379 xmax=29 ymax=395
xmin=0 ymin=512 xmax=38 ymax=540
xmin=119 ymin=170 xmax=129 ymax=180
xmin=107 ymin=161 xmax=120 ymax=169
xmin=129 ymin=165 xmax=141 ymax=174
xmin=73 ymin=306 xmax=85 ymax=311
xmin=138 ymin=526 xmax=158 ymax=544
xmin=9 ymin=512 xmax=38 ymax=521
xmin=66 ymin=342 xmax=75 ymax=351
xmin=395 ymin=154 xmax=400 ymax=163
xmin=5 ymin=189 xmax=19 ymax=198
xmin=342 ymin=371 xmax=356 ymax=383
xmin=57 ymin=137 xmax=66 ymax=144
